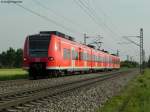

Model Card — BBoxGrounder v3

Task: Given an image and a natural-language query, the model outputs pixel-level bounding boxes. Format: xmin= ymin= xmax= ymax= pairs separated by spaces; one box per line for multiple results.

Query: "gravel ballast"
xmin=0 ymin=73 xmax=104 ymax=94
xmin=26 ymin=70 xmax=139 ymax=112
xmin=0 ymin=71 xmax=123 ymax=94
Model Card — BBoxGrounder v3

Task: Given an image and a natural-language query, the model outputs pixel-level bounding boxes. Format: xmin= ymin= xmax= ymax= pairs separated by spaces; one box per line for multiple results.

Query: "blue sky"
xmin=0 ymin=0 xmax=149 ymax=61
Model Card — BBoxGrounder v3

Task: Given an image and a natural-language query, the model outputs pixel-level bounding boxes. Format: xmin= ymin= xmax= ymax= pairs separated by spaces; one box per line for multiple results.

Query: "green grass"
xmin=0 ymin=69 xmax=28 ymax=80
xmin=97 ymin=69 xmax=150 ymax=112
xmin=0 ymin=68 xmax=133 ymax=81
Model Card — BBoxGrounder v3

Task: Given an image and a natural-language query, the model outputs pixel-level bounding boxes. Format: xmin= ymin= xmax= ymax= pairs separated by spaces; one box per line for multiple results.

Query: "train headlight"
xmin=23 ymin=58 xmax=27 ymax=61
xmin=48 ymin=57 xmax=54 ymax=61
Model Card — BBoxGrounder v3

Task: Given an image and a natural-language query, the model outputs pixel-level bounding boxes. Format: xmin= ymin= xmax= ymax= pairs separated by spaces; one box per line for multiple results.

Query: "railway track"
xmin=0 ymin=69 xmax=136 ymax=111
xmin=0 ymin=71 xmax=117 ymax=88
xmin=0 ymin=71 xmax=119 ymax=95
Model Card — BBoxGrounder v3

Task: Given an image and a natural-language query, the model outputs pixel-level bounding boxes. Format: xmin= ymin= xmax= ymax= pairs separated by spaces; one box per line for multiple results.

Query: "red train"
xmin=23 ymin=31 xmax=120 ymax=79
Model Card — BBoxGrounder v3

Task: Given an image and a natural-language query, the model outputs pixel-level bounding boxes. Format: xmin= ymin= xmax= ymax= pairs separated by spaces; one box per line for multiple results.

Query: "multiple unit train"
xmin=23 ymin=31 xmax=120 ymax=79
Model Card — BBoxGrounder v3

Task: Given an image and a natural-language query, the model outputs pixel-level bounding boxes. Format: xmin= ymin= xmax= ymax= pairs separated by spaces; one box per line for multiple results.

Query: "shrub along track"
xmin=0 ymin=69 xmax=137 ymax=112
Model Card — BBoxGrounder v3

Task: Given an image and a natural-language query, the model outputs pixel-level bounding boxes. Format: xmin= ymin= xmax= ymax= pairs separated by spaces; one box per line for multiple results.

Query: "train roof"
xmin=35 ymin=31 xmax=119 ymax=58
xmin=40 ymin=31 xmax=75 ymax=41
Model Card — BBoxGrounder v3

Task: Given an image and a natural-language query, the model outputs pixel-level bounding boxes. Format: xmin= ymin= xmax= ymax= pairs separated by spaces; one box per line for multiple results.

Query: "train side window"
xmin=87 ymin=54 xmax=91 ymax=61
xmin=86 ymin=53 xmax=89 ymax=61
xmin=98 ymin=56 xmax=99 ymax=62
xmin=110 ymin=57 xmax=112 ymax=63
xmin=98 ymin=56 xmax=101 ymax=62
xmin=63 ymin=48 xmax=70 ymax=60
xmin=108 ymin=57 xmax=110 ymax=63
xmin=92 ymin=55 xmax=96 ymax=62
xmin=84 ymin=53 xmax=87 ymax=61
xmin=79 ymin=52 xmax=87 ymax=60
xmin=82 ymin=52 xmax=85 ymax=60
xmin=96 ymin=56 xmax=98 ymax=62
xmin=72 ymin=50 xmax=75 ymax=60
xmin=79 ymin=52 xmax=83 ymax=60
xmin=83 ymin=52 xmax=86 ymax=60
xmin=107 ymin=57 xmax=109 ymax=63
xmin=72 ymin=50 xmax=78 ymax=60
xmin=104 ymin=57 xmax=106 ymax=63
xmin=86 ymin=53 xmax=88 ymax=61
xmin=89 ymin=54 xmax=91 ymax=61
xmin=107 ymin=57 xmax=108 ymax=63
xmin=95 ymin=56 xmax=97 ymax=62
xmin=99 ymin=56 xmax=102 ymax=62
xmin=92 ymin=55 xmax=94 ymax=61
xmin=100 ymin=56 xmax=102 ymax=62
xmin=80 ymin=52 xmax=91 ymax=61
xmin=76 ymin=52 xmax=79 ymax=60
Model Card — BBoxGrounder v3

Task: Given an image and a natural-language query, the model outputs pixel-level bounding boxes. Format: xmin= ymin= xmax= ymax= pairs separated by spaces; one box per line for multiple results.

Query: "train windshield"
xmin=29 ymin=35 xmax=50 ymax=57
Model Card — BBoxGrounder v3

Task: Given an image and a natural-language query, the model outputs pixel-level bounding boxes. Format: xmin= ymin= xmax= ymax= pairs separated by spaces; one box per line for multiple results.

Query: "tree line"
xmin=0 ymin=47 xmax=23 ymax=68
xmin=147 ymin=56 xmax=150 ymax=68
xmin=120 ymin=60 xmax=139 ymax=68
xmin=121 ymin=58 xmax=150 ymax=68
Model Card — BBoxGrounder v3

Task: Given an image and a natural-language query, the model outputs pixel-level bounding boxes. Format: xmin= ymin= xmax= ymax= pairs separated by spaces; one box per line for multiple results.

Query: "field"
xmin=97 ymin=69 xmax=150 ymax=112
xmin=0 ymin=69 xmax=28 ymax=80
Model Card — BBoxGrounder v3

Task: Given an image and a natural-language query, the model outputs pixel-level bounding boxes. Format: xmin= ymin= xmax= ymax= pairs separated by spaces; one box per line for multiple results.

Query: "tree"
xmin=0 ymin=53 xmax=2 ymax=68
xmin=147 ymin=56 xmax=150 ymax=68
xmin=121 ymin=60 xmax=139 ymax=68
xmin=6 ymin=47 xmax=16 ymax=67
xmin=0 ymin=47 xmax=23 ymax=68
xmin=0 ymin=51 xmax=7 ymax=67
xmin=14 ymin=48 xmax=23 ymax=67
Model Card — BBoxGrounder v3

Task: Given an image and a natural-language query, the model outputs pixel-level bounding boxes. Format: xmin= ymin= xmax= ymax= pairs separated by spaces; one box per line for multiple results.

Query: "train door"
xmin=91 ymin=50 xmax=94 ymax=69
xmin=57 ymin=39 xmax=61 ymax=68
xmin=90 ymin=49 xmax=92 ymax=69
xmin=84 ymin=50 xmax=87 ymax=68
xmin=72 ymin=47 xmax=75 ymax=71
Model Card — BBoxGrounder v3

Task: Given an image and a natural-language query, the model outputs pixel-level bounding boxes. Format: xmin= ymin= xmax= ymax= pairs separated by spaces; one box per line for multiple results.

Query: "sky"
xmin=0 ymin=0 xmax=149 ymax=61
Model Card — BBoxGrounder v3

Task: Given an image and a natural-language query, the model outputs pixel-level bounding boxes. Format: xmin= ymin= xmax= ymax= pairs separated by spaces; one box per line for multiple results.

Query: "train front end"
xmin=23 ymin=33 xmax=51 ymax=79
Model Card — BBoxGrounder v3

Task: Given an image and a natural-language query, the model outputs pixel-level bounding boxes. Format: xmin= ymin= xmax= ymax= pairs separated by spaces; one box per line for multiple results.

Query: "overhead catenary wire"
xmin=123 ymin=36 xmax=140 ymax=47
xmin=74 ymin=0 xmax=100 ymax=29
xmin=75 ymin=0 xmax=103 ymax=27
xmin=86 ymin=0 xmax=121 ymax=39
xmin=32 ymin=0 xmax=87 ymax=32
xmin=84 ymin=0 xmax=134 ymax=52
xmin=83 ymin=1 xmax=140 ymax=59
xmin=79 ymin=0 xmax=138 ymax=56
xmin=13 ymin=3 xmax=81 ymax=36
xmin=90 ymin=1 xmax=120 ymax=30
xmin=75 ymin=0 xmax=121 ymax=41
xmin=74 ymin=0 xmax=122 ymax=54
xmin=81 ymin=0 xmax=101 ymax=21
xmin=89 ymin=0 xmax=127 ymax=43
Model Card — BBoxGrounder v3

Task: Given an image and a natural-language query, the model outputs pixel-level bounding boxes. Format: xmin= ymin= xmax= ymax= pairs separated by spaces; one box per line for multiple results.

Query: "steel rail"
xmin=0 ymin=70 xmax=129 ymax=99
xmin=0 ymin=69 xmax=136 ymax=111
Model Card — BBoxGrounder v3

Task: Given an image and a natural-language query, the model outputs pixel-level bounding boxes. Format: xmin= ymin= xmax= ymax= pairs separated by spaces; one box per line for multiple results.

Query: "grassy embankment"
xmin=0 ymin=69 xmax=28 ymax=81
xmin=97 ymin=69 xmax=150 ymax=112
xmin=0 ymin=67 xmax=133 ymax=81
